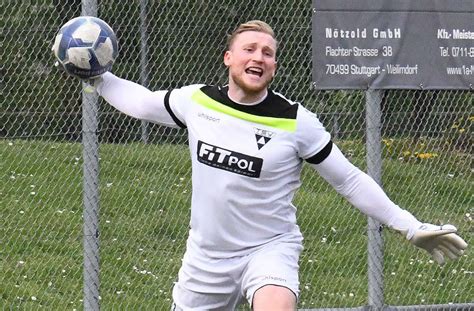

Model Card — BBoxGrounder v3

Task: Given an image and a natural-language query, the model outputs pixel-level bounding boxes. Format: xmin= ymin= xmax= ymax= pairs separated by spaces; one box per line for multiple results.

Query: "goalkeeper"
xmin=75 ymin=20 xmax=467 ymax=310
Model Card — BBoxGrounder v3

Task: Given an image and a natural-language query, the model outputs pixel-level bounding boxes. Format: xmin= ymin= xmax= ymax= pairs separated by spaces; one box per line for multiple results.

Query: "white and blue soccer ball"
xmin=52 ymin=16 xmax=118 ymax=79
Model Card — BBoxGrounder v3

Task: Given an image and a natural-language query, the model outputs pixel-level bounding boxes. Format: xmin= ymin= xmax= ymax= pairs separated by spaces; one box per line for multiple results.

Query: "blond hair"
xmin=227 ymin=20 xmax=277 ymax=49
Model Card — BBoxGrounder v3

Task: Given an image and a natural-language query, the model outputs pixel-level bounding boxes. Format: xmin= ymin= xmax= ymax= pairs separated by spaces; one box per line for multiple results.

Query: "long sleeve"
xmin=311 ymin=143 xmax=422 ymax=239
xmin=96 ymin=72 xmax=178 ymax=127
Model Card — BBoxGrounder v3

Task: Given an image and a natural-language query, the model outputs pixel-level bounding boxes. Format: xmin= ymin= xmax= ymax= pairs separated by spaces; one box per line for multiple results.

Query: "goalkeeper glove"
xmin=82 ymin=76 xmax=104 ymax=94
xmin=53 ymin=61 xmax=103 ymax=93
xmin=408 ymin=223 xmax=467 ymax=265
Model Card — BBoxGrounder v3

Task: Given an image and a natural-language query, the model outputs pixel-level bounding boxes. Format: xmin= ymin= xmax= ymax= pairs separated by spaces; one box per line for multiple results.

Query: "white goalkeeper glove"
xmin=407 ymin=223 xmax=467 ymax=265
xmin=53 ymin=61 xmax=104 ymax=93
xmin=82 ymin=76 xmax=104 ymax=93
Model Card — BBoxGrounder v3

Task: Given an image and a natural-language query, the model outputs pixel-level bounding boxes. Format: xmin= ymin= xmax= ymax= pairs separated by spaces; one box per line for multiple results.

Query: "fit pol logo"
xmin=197 ymin=141 xmax=263 ymax=178
xmin=254 ymin=128 xmax=275 ymax=150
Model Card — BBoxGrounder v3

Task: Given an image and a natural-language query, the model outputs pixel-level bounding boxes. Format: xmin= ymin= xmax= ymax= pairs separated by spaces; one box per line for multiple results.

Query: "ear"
xmin=223 ymin=50 xmax=232 ymax=67
xmin=272 ymin=61 xmax=277 ymax=77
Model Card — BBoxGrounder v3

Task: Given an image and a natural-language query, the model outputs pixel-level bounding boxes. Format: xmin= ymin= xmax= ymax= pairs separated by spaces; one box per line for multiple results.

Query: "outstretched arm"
xmin=310 ymin=142 xmax=467 ymax=265
xmin=96 ymin=72 xmax=178 ymax=127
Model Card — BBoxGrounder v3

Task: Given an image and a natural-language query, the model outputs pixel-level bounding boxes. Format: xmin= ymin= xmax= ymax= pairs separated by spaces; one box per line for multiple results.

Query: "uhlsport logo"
xmin=254 ymin=128 xmax=275 ymax=150
xmin=197 ymin=141 xmax=263 ymax=178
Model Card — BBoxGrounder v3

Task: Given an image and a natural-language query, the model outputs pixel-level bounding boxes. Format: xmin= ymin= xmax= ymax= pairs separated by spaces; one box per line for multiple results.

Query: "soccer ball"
xmin=52 ymin=16 xmax=118 ymax=79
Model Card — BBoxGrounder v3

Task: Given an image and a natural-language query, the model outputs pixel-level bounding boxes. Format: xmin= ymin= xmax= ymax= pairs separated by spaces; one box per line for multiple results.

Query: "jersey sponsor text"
xmin=197 ymin=141 xmax=263 ymax=178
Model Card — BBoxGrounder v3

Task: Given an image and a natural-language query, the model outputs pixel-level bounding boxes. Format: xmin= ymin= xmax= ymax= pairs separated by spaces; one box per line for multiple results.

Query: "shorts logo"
xmin=254 ymin=128 xmax=275 ymax=150
xmin=263 ymin=275 xmax=287 ymax=283
xmin=197 ymin=141 xmax=263 ymax=178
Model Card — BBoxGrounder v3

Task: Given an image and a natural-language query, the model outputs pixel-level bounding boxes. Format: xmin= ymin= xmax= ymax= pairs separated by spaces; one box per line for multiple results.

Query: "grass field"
xmin=1 ymin=139 xmax=472 ymax=310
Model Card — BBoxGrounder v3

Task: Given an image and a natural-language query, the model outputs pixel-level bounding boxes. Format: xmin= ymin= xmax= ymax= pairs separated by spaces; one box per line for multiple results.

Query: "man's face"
xmin=224 ymin=31 xmax=277 ymax=97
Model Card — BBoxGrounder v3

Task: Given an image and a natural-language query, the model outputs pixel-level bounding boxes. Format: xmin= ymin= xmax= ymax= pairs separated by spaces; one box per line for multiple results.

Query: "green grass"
xmin=1 ymin=139 xmax=472 ymax=310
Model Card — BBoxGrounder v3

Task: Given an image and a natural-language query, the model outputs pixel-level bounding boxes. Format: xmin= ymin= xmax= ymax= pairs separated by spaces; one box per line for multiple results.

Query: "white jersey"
xmin=98 ymin=72 xmax=423 ymax=260
xmin=164 ymin=84 xmax=331 ymax=258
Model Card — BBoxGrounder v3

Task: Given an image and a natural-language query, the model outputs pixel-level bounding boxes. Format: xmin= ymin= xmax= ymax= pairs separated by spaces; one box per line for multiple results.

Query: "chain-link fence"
xmin=1 ymin=0 xmax=472 ymax=310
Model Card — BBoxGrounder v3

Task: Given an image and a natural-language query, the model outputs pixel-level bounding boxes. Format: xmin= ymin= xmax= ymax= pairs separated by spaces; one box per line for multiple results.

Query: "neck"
xmin=227 ymin=81 xmax=268 ymax=104
xmin=227 ymin=88 xmax=267 ymax=105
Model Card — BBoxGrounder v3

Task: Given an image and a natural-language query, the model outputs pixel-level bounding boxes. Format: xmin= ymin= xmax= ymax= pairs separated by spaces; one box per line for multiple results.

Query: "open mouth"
xmin=245 ymin=67 xmax=263 ymax=77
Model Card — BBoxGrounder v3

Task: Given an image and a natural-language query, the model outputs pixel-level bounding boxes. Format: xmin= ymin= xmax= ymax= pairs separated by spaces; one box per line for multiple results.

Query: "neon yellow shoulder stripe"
xmin=191 ymin=89 xmax=297 ymax=132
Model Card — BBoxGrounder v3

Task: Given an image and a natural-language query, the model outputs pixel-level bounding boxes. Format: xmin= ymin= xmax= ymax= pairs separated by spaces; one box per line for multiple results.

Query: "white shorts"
xmin=172 ymin=241 xmax=302 ymax=310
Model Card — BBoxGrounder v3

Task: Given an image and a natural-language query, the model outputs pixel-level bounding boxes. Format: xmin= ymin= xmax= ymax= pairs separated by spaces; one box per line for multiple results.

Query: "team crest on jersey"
xmin=254 ymin=128 xmax=275 ymax=150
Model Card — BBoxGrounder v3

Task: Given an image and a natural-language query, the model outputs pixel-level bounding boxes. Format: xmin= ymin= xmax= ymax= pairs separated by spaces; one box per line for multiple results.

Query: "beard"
xmin=229 ymin=70 xmax=273 ymax=95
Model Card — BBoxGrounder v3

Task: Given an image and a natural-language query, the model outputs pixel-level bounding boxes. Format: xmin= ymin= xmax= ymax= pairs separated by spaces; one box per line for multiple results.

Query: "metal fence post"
xmin=82 ymin=1 xmax=100 ymax=310
xmin=365 ymin=89 xmax=384 ymax=309
xmin=140 ymin=0 xmax=149 ymax=143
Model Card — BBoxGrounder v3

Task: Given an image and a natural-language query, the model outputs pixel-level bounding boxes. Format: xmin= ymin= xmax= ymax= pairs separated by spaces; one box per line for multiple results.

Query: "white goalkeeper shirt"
xmin=98 ymin=72 xmax=422 ymax=259
xmin=166 ymin=83 xmax=332 ymax=258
